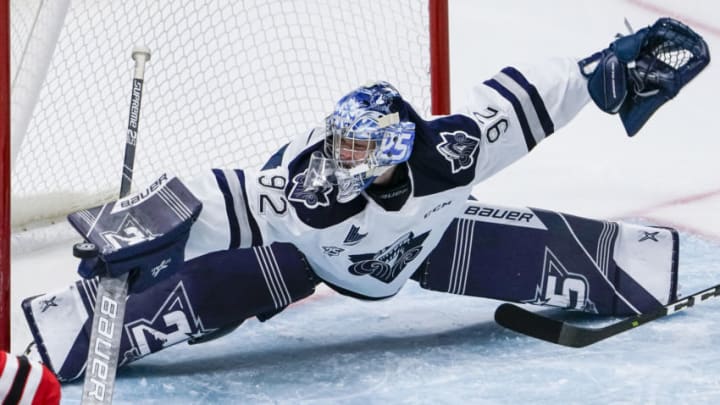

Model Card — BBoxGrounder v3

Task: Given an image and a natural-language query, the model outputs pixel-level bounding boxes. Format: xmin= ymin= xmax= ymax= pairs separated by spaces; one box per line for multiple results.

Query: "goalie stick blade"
xmin=494 ymin=303 xmax=656 ymax=348
xmin=495 ymin=283 xmax=720 ymax=348
xmin=494 ymin=304 xmax=565 ymax=346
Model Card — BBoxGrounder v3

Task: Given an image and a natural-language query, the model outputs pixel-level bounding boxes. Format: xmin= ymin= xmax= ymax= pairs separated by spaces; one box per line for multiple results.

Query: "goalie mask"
xmin=304 ymin=81 xmax=416 ymax=203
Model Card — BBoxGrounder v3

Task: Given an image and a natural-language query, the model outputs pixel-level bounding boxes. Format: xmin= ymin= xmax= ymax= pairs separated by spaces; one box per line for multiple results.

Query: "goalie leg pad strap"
xmin=414 ymin=201 xmax=678 ymax=316
xmin=22 ymin=242 xmax=317 ymax=382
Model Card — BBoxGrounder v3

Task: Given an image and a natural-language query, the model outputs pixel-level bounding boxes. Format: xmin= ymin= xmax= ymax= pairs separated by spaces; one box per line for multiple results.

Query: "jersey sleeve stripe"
xmin=492 ymin=73 xmax=547 ymax=146
xmin=483 ymin=79 xmax=537 ymax=151
xmin=220 ymin=170 xmax=251 ymax=248
xmin=232 ymin=170 xmax=264 ymax=247
xmin=212 ymin=169 xmax=241 ymax=248
xmin=212 ymin=169 xmax=263 ymax=248
xmin=500 ymin=67 xmax=555 ymax=135
xmin=213 ymin=169 xmax=264 ymax=248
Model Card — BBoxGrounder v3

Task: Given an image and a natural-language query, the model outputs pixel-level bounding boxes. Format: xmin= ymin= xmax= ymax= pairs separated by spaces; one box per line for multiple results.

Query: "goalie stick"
xmin=494 ymin=283 xmax=720 ymax=348
xmin=80 ymin=46 xmax=151 ymax=405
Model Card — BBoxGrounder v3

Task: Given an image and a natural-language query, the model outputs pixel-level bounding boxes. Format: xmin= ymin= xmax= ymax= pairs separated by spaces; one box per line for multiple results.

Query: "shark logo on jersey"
xmin=122 ymin=281 xmax=213 ymax=364
xmin=100 ymin=214 xmax=159 ymax=253
xmin=347 ymin=231 xmax=430 ymax=283
xmin=524 ymin=247 xmax=597 ymax=313
xmin=288 ymin=170 xmax=332 ymax=209
xmin=436 ymin=131 xmax=480 ymax=173
xmin=343 ymin=225 xmax=367 ymax=245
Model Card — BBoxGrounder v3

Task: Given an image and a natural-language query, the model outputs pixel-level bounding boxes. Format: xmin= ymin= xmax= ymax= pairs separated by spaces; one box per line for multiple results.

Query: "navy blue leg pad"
xmin=414 ymin=202 xmax=678 ymax=316
xmin=24 ymin=242 xmax=317 ymax=381
xmin=121 ymin=243 xmax=317 ymax=361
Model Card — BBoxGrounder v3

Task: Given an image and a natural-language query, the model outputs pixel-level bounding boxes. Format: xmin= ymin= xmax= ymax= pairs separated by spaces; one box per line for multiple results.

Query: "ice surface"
xmin=10 ymin=0 xmax=720 ymax=403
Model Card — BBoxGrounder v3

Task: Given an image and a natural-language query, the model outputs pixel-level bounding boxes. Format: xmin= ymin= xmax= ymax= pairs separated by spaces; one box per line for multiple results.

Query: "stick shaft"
xmin=119 ymin=48 xmax=150 ymax=197
xmin=81 ymin=47 xmax=150 ymax=405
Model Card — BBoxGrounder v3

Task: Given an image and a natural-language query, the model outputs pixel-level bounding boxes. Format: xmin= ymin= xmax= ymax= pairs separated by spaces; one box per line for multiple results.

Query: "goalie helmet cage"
xmin=0 ymin=1 xmax=449 ymax=350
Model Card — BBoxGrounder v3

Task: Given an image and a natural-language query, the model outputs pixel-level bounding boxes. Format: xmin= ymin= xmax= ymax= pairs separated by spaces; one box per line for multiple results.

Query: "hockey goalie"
xmin=22 ymin=17 xmax=710 ymax=382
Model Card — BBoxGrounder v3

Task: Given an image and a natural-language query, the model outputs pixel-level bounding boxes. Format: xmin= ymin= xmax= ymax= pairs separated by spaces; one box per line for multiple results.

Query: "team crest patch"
xmin=347 ymin=231 xmax=430 ymax=283
xmin=436 ymin=130 xmax=480 ymax=173
xmin=288 ymin=170 xmax=332 ymax=209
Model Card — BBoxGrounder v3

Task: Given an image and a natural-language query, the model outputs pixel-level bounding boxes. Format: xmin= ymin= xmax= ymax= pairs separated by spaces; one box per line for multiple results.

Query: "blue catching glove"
xmin=579 ymin=17 xmax=710 ymax=136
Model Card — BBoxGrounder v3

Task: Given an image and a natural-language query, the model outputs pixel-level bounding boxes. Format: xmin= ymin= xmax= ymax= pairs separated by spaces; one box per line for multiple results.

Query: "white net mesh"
xmin=10 ymin=0 xmax=435 ymax=232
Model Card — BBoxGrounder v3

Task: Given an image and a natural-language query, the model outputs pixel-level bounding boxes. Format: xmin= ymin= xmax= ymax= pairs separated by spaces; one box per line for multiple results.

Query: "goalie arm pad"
xmin=579 ymin=17 xmax=710 ymax=136
xmin=68 ymin=174 xmax=202 ymax=293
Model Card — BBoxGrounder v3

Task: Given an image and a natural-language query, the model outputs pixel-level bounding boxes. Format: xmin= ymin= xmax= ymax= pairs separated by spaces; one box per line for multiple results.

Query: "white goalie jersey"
xmin=182 ymin=57 xmax=591 ymax=299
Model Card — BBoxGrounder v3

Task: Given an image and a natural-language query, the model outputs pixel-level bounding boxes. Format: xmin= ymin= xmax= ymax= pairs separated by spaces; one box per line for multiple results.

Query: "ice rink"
xmin=10 ymin=0 xmax=720 ymax=403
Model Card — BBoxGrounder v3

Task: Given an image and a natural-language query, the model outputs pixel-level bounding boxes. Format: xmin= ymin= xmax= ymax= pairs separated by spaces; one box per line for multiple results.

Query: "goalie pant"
xmin=22 ymin=201 xmax=677 ymax=382
xmin=0 ymin=351 xmax=61 ymax=404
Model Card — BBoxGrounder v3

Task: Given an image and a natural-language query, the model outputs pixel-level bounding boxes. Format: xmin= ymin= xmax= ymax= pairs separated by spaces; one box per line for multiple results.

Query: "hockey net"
xmin=2 ymin=0 xmax=449 ymax=348
xmin=9 ymin=0 xmax=449 ymax=239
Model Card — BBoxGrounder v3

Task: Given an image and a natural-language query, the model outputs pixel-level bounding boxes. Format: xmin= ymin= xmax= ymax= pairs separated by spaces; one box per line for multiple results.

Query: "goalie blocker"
xmin=22 ymin=201 xmax=677 ymax=381
xmin=68 ymin=174 xmax=202 ymax=293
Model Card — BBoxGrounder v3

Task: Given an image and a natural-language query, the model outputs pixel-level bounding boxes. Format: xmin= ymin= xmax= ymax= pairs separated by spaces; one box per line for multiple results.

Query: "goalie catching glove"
xmin=579 ymin=17 xmax=710 ymax=136
xmin=67 ymin=174 xmax=202 ymax=293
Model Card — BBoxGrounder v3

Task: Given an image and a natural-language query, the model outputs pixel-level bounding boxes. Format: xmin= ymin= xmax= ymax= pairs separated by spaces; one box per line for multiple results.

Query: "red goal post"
xmin=1 ymin=0 xmax=450 ymax=351
xmin=1 ymin=0 xmax=10 ymax=352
